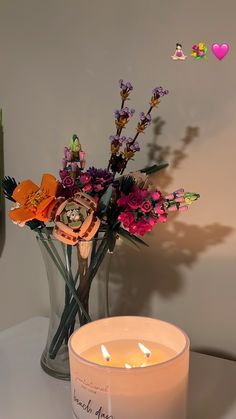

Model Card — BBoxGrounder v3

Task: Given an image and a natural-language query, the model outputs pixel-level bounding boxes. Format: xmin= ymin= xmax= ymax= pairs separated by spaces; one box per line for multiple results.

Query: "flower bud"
xmin=62 ymin=158 xmax=67 ymax=169
xmin=71 ymin=162 xmax=78 ymax=172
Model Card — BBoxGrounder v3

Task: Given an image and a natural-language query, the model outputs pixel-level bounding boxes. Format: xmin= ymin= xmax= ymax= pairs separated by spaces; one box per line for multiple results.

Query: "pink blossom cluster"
xmin=117 ymin=187 xmax=167 ymax=236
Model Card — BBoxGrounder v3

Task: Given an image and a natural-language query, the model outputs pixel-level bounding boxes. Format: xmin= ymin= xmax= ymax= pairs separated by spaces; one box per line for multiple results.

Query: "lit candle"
xmin=69 ymin=316 xmax=189 ymax=419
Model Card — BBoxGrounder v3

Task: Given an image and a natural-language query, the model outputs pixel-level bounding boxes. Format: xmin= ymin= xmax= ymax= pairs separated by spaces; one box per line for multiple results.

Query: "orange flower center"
xmin=26 ymin=190 xmax=48 ymax=211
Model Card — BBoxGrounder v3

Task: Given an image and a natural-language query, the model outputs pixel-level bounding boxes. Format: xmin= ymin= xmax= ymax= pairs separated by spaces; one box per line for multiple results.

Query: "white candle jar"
xmin=69 ymin=316 xmax=189 ymax=419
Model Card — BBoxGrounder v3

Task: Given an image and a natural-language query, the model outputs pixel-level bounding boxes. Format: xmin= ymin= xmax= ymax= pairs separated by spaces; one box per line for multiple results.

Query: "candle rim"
xmin=69 ymin=316 xmax=190 ymax=371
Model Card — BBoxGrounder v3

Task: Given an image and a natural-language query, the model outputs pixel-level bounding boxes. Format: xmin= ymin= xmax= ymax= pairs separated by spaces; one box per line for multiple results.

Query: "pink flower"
xmin=175 ymin=188 xmax=184 ymax=196
xmin=62 ymin=176 xmax=75 ymax=188
xmin=66 ymin=150 xmax=73 ymax=161
xmin=94 ymin=183 xmax=104 ymax=192
xmin=165 ymin=193 xmax=175 ymax=200
xmin=141 ymin=200 xmax=152 ymax=213
xmin=127 ymin=192 xmax=143 ymax=209
xmin=152 ymin=191 xmax=161 ymax=201
xmin=117 ymin=193 xmax=128 ymax=207
xmin=155 ymin=203 xmax=165 ymax=215
xmin=135 ymin=219 xmax=153 ymax=236
xmin=59 ymin=169 xmax=70 ymax=180
xmin=148 ymin=216 xmax=158 ymax=227
xmin=168 ymin=204 xmax=178 ymax=212
xmin=175 ymin=196 xmax=185 ymax=203
xmin=80 ymin=173 xmax=91 ymax=185
xmin=129 ymin=222 xmax=138 ymax=235
xmin=62 ymin=158 xmax=67 ymax=169
xmin=179 ymin=205 xmax=188 ymax=212
xmin=83 ymin=184 xmax=92 ymax=193
xmin=118 ymin=211 xmax=135 ymax=228
xmin=71 ymin=162 xmax=78 ymax=173
xmin=159 ymin=214 xmax=167 ymax=223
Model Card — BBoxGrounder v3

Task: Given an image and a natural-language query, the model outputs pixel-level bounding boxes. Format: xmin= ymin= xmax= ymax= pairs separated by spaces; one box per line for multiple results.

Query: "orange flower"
xmin=9 ymin=173 xmax=58 ymax=223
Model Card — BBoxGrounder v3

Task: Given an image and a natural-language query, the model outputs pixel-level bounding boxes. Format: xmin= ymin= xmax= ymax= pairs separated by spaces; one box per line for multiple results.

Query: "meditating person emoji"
xmin=171 ymin=43 xmax=187 ymax=60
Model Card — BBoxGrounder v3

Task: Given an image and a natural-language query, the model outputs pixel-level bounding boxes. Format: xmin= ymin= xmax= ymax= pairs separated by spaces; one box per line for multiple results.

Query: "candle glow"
xmin=101 ymin=344 xmax=111 ymax=362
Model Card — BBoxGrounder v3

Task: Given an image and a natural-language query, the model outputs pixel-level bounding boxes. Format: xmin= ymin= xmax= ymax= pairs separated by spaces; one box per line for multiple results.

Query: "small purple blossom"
xmin=109 ymin=135 xmax=126 ymax=145
xmin=129 ymin=142 xmax=140 ymax=152
xmin=139 ymin=112 xmax=152 ymax=125
xmin=125 ymin=137 xmax=134 ymax=144
xmin=114 ymin=107 xmax=135 ymax=119
xmin=152 ymin=86 xmax=169 ymax=97
xmin=119 ymin=79 xmax=133 ymax=92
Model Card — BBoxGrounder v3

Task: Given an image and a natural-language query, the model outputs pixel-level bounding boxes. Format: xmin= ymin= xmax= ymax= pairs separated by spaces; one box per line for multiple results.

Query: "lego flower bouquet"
xmin=2 ymin=80 xmax=199 ymax=379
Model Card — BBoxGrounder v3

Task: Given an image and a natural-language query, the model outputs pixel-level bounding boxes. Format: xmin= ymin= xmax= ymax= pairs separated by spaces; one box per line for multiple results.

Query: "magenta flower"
xmin=59 ymin=169 xmax=70 ymax=180
xmin=135 ymin=219 xmax=152 ymax=236
xmin=80 ymin=173 xmax=91 ymax=185
xmin=118 ymin=211 xmax=135 ymax=228
xmin=117 ymin=193 xmax=129 ymax=207
xmin=141 ymin=200 xmax=152 ymax=213
xmin=129 ymin=222 xmax=138 ymax=235
xmin=83 ymin=184 xmax=92 ymax=193
xmin=62 ymin=176 xmax=75 ymax=188
xmin=127 ymin=192 xmax=143 ymax=209
xmin=152 ymin=191 xmax=161 ymax=201
xmin=71 ymin=162 xmax=78 ymax=173
xmin=159 ymin=214 xmax=167 ymax=223
xmin=66 ymin=150 xmax=73 ymax=162
xmin=154 ymin=203 xmax=165 ymax=215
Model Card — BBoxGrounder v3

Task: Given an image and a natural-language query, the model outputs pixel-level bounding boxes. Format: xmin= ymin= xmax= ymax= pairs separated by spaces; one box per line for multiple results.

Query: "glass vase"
xmin=37 ymin=231 xmax=112 ymax=381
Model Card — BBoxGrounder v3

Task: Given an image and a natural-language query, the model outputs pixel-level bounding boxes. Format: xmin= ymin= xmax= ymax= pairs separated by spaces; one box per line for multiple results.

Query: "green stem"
xmin=38 ymin=231 xmax=91 ymax=323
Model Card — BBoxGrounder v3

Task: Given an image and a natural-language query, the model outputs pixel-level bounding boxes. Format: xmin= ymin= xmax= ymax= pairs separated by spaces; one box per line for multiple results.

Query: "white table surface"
xmin=0 ymin=317 xmax=236 ymax=419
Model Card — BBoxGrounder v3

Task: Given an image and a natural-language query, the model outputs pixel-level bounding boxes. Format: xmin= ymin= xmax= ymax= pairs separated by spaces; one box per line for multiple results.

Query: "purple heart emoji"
xmin=211 ymin=43 xmax=230 ymax=60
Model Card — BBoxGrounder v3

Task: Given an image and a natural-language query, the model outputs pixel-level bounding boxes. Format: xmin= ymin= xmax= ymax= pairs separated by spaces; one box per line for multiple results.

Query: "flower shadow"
xmin=98 ymin=118 xmax=233 ymax=317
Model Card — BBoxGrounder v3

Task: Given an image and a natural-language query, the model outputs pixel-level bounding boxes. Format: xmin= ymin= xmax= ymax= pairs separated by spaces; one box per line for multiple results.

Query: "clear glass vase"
xmin=37 ymin=231 xmax=112 ymax=381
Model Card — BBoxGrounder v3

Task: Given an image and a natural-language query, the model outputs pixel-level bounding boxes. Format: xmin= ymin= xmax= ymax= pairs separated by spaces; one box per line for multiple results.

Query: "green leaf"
xmin=97 ymin=185 xmax=113 ymax=215
xmin=140 ymin=162 xmax=169 ymax=174
xmin=118 ymin=227 xmax=149 ymax=248
xmin=1 ymin=176 xmax=18 ymax=202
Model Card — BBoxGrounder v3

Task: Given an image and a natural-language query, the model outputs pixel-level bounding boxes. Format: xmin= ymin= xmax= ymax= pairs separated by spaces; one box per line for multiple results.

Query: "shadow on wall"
xmin=0 ymin=110 xmax=5 ymax=257
xmin=98 ymin=118 xmax=233 ymax=344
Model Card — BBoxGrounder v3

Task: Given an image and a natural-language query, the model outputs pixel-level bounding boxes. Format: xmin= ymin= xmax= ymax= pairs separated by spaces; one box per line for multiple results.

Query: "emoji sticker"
xmin=171 ymin=43 xmax=187 ymax=60
xmin=191 ymin=42 xmax=208 ymax=60
xmin=211 ymin=43 xmax=229 ymax=60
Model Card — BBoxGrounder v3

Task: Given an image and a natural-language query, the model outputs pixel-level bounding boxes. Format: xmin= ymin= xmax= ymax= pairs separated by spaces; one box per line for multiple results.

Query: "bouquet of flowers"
xmin=191 ymin=42 xmax=208 ymax=60
xmin=2 ymin=80 xmax=199 ymax=377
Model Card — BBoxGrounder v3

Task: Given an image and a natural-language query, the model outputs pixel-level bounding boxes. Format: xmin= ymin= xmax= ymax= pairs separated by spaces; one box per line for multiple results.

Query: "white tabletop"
xmin=0 ymin=317 xmax=236 ymax=419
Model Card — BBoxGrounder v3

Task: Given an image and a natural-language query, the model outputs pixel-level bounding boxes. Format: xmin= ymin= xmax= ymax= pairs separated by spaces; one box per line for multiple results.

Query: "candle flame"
xmin=138 ymin=342 xmax=151 ymax=358
xmin=101 ymin=344 xmax=111 ymax=362
xmin=125 ymin=363 xmax=132 ymax=369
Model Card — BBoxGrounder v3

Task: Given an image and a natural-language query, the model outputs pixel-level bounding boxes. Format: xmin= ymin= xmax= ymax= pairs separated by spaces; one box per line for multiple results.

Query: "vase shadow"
xmin=0 ymin=112 xmax=5 ymax=257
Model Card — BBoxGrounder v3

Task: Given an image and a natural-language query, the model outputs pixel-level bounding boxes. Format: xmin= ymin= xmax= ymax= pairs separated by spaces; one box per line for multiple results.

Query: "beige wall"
xmin=0 ymin=0 xmax=236 ymax=358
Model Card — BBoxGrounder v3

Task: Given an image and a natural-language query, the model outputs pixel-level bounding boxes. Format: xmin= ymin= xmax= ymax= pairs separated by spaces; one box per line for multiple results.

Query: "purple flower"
xmin=71 ymin=162 xmax=78 ymax=172
xmin=59 ymin=169 xmax=70 ymax=180
xmin=152 ymin=86 xmax=169 ymax=97
xmin=119 ymin=79 xmax=133 ymax=92
xmin=62 ymin=175 xmax=75 ymax=188
xmin=130 ymin=142 xmax=140 ymax=152
xmin=62 ymin=158 xmax=67 ymax=169
xmin=125 ymin=137 xmax=134 ymax=144
xmin=114 ymin=107 xmax=135 ymax=119
xmin=66 ymin=150 xmax=73 ymax=161
xmin=139 ymin=112 xmax=152 ymax=125
xmin=87 ymin=167 xmax=114 ymax=192
xmin=109 ymin=135 xmax=126 ymax=145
